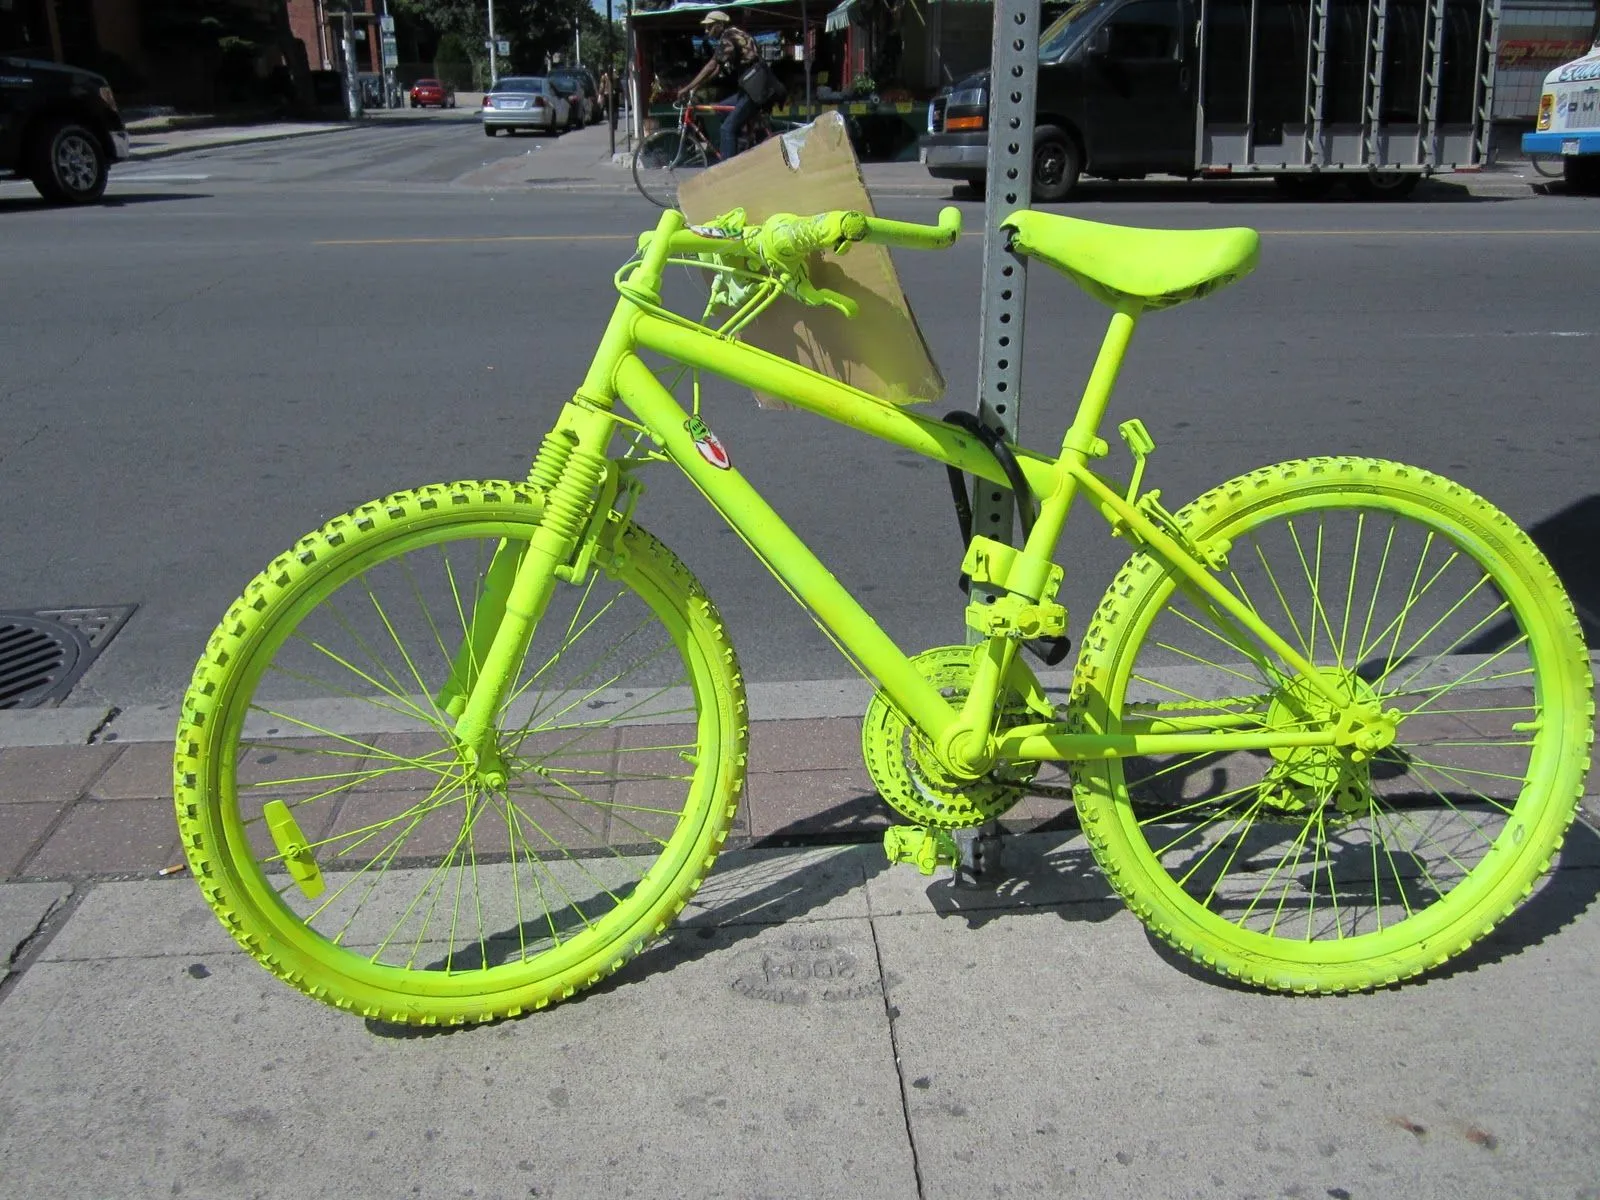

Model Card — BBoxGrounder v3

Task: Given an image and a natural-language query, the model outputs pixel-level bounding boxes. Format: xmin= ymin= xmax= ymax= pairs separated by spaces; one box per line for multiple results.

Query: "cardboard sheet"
xmin=677 ymin=111 xmax=945 ymax=408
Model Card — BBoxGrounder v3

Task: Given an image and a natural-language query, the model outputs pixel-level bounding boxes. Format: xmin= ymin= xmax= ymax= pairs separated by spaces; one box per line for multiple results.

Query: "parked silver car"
xmin=481 ymin=77 xmax=571 ymax=136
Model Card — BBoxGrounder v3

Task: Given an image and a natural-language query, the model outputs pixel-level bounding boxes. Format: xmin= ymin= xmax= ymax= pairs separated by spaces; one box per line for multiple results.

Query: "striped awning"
xmin=824 ymin=0 xmax=857 ymax=31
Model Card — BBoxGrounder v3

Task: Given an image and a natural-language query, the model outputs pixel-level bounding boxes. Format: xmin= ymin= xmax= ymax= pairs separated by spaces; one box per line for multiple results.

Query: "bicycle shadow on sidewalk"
xmin=1145 ymin=817 xmax=1600 ymax=992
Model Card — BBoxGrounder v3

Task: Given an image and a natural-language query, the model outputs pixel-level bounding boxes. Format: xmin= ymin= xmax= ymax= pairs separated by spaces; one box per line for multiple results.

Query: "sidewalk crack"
xmin=0 ymin=884 xmax=77 ymax=1003
xmin=867 ymin=900 xmax=926 ymax=1199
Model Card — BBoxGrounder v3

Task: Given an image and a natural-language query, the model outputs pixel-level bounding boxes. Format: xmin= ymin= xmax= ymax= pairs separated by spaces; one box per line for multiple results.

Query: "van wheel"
xmin=1273 ymin=174 xmax=1335 ymax=200
xmin=1347 ymin=171 xmax=1419 ymax=201
xmin=1032 ymin=125 xmax=1080 ymax=202
xmin=28 ymin=119 xmax=108 ymax=205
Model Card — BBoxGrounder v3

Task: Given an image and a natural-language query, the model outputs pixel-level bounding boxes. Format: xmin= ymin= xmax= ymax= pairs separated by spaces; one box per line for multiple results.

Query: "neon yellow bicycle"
xmin=173 ymin=204 xmax=1594 ymax=1025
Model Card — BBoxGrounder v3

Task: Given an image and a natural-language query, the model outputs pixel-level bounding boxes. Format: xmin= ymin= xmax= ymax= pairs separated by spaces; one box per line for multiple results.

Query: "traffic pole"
xmin=487 ymin=0 xmax=499 ymax=87
xmin=956 ymin=0 xmax=1041 ymax=883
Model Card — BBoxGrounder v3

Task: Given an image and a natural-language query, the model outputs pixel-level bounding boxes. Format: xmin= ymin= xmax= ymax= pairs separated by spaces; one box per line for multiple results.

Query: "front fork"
xmin=438 ymin=405 xmax=619 ymax=774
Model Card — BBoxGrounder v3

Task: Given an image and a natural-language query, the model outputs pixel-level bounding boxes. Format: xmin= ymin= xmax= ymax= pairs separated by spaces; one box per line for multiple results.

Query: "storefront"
xmin=1495 ymin=0 xmax=1599 ymax=118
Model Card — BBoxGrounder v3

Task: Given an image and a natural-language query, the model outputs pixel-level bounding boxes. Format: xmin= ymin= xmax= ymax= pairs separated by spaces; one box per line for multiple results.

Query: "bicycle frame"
xmin=448 ymin=210 xmax=1349 ymax=781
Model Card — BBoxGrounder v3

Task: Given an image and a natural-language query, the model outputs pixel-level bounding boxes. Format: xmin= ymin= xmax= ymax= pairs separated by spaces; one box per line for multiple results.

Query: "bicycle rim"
xmin=1073 ymin=458 xmax=1592 ymax=991
xmin=175 ymin=481 xmax=747 ymax=1023
xmin=633 ymin=129 xmax=709 ymax=208
xmin=1530 ymin=154 xmax=1565 ymax=179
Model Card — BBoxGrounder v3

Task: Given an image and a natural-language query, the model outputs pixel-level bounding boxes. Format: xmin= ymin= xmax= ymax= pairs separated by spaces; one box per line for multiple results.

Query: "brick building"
xmin=285 ymin=0 xmax=383 ymax=73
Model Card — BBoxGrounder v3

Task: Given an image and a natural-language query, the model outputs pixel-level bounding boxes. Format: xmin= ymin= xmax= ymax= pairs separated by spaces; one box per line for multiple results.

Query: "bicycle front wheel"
xmin=1071 ymin=457 xmax=1592 ymax=993
xmin=174 ymin=480 xmax=747 ymax=1025
xmin=632 ymin=128 xmax=710 ymax=208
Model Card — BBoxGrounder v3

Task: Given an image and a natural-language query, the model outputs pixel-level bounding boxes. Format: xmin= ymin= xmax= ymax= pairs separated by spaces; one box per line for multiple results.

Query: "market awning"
xmin=631 ymin=0 xmax=805 ymax=19
xmin=824 ymin=0 xmax=856 ymax=32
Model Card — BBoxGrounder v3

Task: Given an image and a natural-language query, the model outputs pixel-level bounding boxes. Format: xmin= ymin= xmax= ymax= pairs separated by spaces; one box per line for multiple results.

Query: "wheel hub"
xmin=1258 ymin=668 xmax=1397 ymax=819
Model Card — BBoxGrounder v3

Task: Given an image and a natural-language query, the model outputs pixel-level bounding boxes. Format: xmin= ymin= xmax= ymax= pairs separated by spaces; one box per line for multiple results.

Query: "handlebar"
xmin=630 ymin=205 xmax=963 ymax=317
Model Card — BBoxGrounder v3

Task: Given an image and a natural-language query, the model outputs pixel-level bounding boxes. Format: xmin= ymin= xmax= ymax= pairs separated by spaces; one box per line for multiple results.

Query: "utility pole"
xmin=607 ymin=0 xmax=616 ymax=153
xmin=319 ymin=4 xmax=380 ymax=118
xmin=379 ymin=0 xmax=395 ymax=108
xmin=799 ymin=0 xmax=813 ymax=118
xmin=340 ymin=9 xmax=361 ymax=118
xmin=487 ymin=0 xmax=499 ymax=87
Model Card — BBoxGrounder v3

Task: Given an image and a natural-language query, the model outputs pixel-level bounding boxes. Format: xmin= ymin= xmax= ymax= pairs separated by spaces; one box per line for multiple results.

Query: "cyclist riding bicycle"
xmin=676 ymin=10 xmax=776 ymax=162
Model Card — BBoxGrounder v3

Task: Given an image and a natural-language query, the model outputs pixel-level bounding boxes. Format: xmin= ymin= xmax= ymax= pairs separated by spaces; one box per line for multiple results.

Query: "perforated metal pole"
xmin=969 ymin=0 xmax=1041 ymax=551
xmin=958 ymin=0 xmax=1041 ymax=886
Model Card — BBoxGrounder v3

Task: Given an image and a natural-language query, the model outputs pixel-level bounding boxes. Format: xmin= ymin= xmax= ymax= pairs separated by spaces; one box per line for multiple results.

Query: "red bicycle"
xmin=632 ymin=99 xmax=794 ymax=208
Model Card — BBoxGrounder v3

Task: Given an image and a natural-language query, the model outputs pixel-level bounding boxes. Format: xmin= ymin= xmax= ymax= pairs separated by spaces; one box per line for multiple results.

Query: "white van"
xmin=1522 ymin=40 xmax=1600 ymax=192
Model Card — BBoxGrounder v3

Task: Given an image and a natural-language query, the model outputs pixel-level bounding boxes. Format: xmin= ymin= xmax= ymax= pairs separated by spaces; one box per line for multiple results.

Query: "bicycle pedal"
xmin=262 ymin=799 xmax=325 ymax=900
xmin=883 ymin=825 xmax=958 ymax=876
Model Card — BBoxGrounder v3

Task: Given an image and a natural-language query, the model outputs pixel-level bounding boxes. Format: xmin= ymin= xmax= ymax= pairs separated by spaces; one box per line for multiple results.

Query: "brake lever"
xmin=792 ymin=280 xmax=858 ymax=318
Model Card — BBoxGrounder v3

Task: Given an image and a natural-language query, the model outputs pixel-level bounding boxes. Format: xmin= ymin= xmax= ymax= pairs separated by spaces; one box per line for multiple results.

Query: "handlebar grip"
xmin=861 ymin=206 xmax=962 ymax=250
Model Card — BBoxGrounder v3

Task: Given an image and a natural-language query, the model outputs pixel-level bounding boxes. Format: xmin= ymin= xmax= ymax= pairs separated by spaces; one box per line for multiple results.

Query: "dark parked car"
xmin=0 ymin=55 xmax=128 ymax=204
xmin=547 ymin=67 xmax=600 ymax=127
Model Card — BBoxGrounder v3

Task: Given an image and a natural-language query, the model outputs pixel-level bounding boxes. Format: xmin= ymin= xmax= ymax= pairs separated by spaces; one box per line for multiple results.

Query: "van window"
xmin=1105 ymin=0 xmax=1181 ymax=61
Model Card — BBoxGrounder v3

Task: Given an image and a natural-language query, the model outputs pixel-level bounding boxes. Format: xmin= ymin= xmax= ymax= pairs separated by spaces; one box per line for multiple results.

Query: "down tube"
xmin=613 ymin=354 xmax=957 ymax=739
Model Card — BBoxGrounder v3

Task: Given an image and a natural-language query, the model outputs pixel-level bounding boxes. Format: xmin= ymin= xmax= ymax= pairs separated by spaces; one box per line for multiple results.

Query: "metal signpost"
xmin=971 ymin=0 xmax=1040 ymax=546
xmin=379 ymin=12 xmax=398 ymax=108
xmin=956 ymin=0 xmax=1041 ymax=882
xmin=487 ymin=0 xmax=500 ymax=87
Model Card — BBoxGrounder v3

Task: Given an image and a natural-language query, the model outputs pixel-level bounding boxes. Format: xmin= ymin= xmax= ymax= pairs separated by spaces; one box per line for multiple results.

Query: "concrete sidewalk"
xmin=1 ymin=812 xmax=1598 ymax=1197
xmin=2 ymin=691 xmax=1599 ymax=1197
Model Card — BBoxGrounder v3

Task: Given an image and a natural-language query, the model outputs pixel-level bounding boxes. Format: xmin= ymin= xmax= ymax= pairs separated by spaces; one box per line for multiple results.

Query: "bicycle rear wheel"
xmin=174 ymin=481 xmax=748 ymax=1024
xmin=633 ymin=128 xmax=711 ymax=208
xmin=1071 ymin=457 xmax=1592 ymax=992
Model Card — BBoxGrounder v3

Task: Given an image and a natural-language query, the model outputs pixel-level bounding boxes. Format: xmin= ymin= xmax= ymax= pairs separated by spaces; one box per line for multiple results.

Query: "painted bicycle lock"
xmin=173 ymin=202 xmax=1593 ymax=1026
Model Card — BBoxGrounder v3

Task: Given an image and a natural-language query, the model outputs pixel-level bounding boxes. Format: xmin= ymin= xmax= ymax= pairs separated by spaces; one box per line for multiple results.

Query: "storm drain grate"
xmin=0 ymin=606 xmax=136 ymax=710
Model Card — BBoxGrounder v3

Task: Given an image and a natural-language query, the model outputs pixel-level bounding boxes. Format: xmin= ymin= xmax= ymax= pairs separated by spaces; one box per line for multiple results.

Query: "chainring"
xmin=861 ymin=645 xmax=1041 ymax=829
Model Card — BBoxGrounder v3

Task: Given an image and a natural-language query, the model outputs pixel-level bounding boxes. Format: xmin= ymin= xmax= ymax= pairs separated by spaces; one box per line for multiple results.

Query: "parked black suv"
xmin=1 ymin=56 xmax=129 ymax=204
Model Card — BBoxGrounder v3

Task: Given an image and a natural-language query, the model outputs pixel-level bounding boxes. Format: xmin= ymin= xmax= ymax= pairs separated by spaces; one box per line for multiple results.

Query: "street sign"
xmin=498 ymin=39 xmax=510 ymax=55
xmin=379 ymin=14 xmax=395 ymax=33
xmin=382 ymin=34 xmax=398 ymax=67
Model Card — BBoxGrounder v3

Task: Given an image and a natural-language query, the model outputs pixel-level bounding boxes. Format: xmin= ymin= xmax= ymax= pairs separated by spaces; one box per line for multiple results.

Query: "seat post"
xmin=1061 ymin=303 xmax=1142 ymax=460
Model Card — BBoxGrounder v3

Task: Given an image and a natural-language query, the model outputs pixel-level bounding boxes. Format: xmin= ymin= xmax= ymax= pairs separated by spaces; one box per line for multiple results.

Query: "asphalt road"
xmin=1 ymin=116 xmax=1597 ymax=709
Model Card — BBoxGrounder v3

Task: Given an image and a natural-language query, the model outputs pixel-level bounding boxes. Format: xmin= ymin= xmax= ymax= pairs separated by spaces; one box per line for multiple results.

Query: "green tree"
xmin=394 ymin=0 xmax=605 ymax=78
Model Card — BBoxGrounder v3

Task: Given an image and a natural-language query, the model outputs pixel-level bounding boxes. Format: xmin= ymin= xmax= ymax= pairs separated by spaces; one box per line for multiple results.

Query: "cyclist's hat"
xmin=701 ymin=9 xmax=731 ymax=23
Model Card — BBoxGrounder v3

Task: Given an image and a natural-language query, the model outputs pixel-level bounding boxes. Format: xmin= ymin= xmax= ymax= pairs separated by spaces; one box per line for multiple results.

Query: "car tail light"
xmin=532 ymin=97 xmax=546 ymax=107
xmin=98 ymin=85 xmax=118 ymax=112
xmin=483 ymin=95 xmax=494 ymax=108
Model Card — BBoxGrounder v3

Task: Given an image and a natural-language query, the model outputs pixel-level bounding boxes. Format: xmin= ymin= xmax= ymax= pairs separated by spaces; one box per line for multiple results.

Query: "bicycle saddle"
xmin=1001 ymin=211 xmax=1259 ymax=311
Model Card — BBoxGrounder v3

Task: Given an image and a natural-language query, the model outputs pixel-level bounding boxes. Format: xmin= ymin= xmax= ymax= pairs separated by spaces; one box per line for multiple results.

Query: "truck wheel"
xmin=1273 ymin=174 xmax=1335 ymax=200
xmin=1347 ymin=171 xmax=1419 ymax=201
xmin=28 ymin=119 xmax=108 ymax=205
xmin=1032 ymin=125 xmax=1080 ymax=202
xmin=1564 ymin=156 xmax=1600 ymax=194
